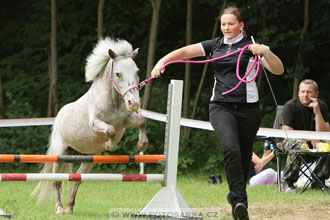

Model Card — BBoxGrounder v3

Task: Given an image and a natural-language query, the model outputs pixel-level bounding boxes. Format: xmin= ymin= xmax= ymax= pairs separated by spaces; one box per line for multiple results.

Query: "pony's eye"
xmin=116 ymin=72 xmax=122 ymax=78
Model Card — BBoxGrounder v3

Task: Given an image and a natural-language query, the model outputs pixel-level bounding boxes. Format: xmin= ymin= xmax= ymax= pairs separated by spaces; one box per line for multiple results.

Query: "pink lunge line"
xmin=139 ymin=44 xmax=260 ymax=95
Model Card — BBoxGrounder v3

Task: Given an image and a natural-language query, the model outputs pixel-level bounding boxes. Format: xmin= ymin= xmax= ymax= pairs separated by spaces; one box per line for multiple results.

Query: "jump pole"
xmin=0 ymin=154 xmax=164 ymax=164
xmin=136 ymin=80 xmax=199 ymax=219
xmin=0 ymin=173 xmax=164 ymax=182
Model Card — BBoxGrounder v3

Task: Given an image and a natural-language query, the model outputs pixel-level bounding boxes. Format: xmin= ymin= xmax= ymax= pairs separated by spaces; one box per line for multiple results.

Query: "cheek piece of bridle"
xmin=109 ymin=60 xmax=140 ymax=99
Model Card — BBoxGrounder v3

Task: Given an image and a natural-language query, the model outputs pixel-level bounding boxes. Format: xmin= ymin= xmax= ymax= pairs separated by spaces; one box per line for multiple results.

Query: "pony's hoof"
xmin=65 ymin=208 xmax=73 ymax=214
xmin=105 ymin=127 xmax=116 ymax=138
xmin=137 ymin=139 xmax=148 ymax=152
xmin=105 ymin=141 xmax=117 ymax=151
xmin=55 ymin=206 xmax=64 ymax=214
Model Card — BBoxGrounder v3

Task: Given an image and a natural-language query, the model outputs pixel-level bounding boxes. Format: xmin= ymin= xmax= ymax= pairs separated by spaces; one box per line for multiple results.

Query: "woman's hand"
xmin=248 ymin=44 xmax=268 ymax=56
xmin=151 ymin=61 xmax=166 ymax=78
xmin=249 ymin=43 xmax=284 ymax=75
xmin=263 ymin=149 xmax=272 ymax=156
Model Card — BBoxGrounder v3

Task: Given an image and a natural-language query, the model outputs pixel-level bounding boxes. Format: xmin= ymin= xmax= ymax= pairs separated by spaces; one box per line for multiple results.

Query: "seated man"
xmin=277 ymin=79 xmax=330 ymax=192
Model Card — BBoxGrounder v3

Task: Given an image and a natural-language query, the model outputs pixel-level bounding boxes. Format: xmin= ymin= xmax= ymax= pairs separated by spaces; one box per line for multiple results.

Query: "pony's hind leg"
xmin=65 ymin=163 xmax=94 ymax=214
xmin=53 ymin=163 xmax=68 ymax=214
xmin=54 ymin=181 xmax=64 ymax=214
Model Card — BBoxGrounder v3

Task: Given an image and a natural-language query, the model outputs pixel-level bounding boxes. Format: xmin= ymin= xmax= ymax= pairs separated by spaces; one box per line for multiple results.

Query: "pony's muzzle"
xmin=126 ymin=98 xmax=140 ymax=112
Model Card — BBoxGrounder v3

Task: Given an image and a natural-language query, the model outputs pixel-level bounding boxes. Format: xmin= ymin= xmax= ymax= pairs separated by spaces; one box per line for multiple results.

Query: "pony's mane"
xmin=85 ymin=37 xmax=133 ymax=82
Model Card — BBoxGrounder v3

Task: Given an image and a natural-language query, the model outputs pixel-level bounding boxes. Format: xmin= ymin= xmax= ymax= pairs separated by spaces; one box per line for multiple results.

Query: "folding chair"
xmin=297 ymin=152 xmax=330 ymax=193
xmin=271 ymin=105 xmax=286 ymax=192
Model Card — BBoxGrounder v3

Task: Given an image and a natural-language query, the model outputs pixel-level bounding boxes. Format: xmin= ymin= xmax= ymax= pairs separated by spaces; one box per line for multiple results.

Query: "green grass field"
xmin=0 ymin=173 xmax=329 ymax=220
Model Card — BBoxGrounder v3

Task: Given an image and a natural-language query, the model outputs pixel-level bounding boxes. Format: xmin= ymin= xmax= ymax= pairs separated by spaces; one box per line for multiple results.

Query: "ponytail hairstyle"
xmin=219 ymin=6 xmax=247 ymax=38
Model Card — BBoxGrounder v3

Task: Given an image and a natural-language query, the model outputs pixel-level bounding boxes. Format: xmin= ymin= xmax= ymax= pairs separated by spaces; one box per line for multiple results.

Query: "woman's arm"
xmin=248 ymin=44 xmax=284 ymax=75
xmin=251 ymin=151 xmax=275 ymax=173
xmin=151 ymin=43 xmax=204 ymax=78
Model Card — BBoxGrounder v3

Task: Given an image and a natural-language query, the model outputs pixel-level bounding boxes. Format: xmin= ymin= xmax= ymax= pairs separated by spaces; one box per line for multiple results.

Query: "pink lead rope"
xmin=138 ymin=43 xmax=260 ymax=95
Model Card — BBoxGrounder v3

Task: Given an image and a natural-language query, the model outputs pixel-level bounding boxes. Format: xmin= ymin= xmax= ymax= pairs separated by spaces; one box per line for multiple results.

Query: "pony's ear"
xmin=132 ymin=48 xmax=139 ymax=59
xmin=108 ymin=49 xmax=117 ymax=59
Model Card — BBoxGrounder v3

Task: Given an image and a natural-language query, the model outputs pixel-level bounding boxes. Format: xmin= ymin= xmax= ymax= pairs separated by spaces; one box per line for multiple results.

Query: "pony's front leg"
xmin=137 ymin=116 xmax=148 ymax=152
xmin=90 ymin=118 xmax=117 ymax=151
xmin=90 ymin=118 xmax=116 ymax=137
xmin=126 ymin=113 xmax=148 ymax=152
xmin=105 ymin=128 xmax=125 ymax=151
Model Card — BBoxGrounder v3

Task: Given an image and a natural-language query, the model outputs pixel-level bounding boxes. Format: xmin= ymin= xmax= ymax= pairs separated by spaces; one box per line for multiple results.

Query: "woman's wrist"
xmin=259 ymin=45 xmax=269 ymax=56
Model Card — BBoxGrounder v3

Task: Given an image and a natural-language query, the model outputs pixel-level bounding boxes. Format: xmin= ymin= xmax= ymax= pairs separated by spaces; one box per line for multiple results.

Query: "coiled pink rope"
xmin=138 ymin=44 xmax=260 ymax=95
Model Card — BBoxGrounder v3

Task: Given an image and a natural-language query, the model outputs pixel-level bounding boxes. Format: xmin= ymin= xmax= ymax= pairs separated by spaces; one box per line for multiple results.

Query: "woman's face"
xmin=220 ymin=14 xmax=244 ymax=39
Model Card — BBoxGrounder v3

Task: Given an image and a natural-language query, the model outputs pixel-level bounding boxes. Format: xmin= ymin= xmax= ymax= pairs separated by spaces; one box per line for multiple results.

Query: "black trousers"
xmin=209 ymin=101 xmax=261 ymax=208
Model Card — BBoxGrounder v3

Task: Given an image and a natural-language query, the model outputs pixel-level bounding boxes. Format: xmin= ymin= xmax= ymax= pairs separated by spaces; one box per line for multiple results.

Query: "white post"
xmin=138 ymin=80 xmax=199 ymax=219
xmin=163 ymin=79 xmax=182 ymax=187
xmin=0 ymin=208 xmax=11 ymax=218
xmin=139 ymin=151 xmax=144 ymax=174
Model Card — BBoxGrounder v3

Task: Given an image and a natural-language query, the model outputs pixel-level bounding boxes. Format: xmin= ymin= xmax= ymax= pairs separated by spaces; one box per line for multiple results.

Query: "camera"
xmin=263 ymin=139 xmax=275 ymax=150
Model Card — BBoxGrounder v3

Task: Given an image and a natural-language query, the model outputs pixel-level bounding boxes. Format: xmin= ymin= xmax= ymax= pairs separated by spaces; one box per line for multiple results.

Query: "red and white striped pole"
xmin=0 ymin=173 xmax=164 ymax=182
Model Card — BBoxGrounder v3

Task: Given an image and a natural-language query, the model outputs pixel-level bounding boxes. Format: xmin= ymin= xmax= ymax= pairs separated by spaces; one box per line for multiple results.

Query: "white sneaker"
xmin=283 ymin=182 xmax=297 ymax=193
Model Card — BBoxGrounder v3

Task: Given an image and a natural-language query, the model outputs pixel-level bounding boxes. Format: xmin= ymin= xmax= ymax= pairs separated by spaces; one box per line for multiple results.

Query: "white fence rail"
xmin=1 ymin=109 xmax=330 ymax=140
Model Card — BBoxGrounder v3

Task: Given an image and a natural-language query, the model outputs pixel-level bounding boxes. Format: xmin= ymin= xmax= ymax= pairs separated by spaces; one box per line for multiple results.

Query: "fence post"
xmin=137 ymin=80 xmax=199 ymax=219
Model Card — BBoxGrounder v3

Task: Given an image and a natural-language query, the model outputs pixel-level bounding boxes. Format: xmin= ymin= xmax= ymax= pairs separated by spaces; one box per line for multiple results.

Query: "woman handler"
xmin=151 ymin=6 xmax=284 ymax=220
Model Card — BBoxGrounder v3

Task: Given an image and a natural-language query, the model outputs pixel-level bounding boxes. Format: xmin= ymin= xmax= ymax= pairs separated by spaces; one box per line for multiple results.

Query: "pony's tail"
xmin=30 ymin=124 xmax=71 ymax=206
xmin=30 ymin=163 xmax=54 ymax=206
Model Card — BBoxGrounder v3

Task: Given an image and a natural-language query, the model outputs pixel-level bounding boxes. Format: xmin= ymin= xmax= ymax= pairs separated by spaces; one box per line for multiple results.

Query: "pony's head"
xmin=85 ymin=37 xmax=141 ymax=112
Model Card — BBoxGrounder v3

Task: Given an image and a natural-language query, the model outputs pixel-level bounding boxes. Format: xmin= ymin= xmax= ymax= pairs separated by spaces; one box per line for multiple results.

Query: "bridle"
xmin=109 ymin=60 xmax=140 ymax=99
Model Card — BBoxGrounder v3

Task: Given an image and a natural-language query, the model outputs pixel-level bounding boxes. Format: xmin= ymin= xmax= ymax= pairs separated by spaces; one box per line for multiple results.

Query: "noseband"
xmin=109 ymin=60 xmax=139 ymax=99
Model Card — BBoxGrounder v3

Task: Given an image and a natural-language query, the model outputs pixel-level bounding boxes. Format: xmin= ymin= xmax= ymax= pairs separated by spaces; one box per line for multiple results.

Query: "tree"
xmin=183 ymin=0 xmax=193 ymax=136
xmin=142 ymin=0 xmax=162 ymax=110
xmin=48 ymin=0 xmax=59 ymax=117
xmin=0 ymin=73 xmax=5 ymax=118
xmin=292 ymin=0 xmax=309 ymax=98
xmin=98 ymin=0 xmax=105 ymax=40
xmin=187 ymin=1 xmax=226 ymax=139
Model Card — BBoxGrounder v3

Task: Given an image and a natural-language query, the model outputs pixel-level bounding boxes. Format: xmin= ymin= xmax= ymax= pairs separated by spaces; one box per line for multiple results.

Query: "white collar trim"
xmin=223 ymin=32 xmax=244 ymax=45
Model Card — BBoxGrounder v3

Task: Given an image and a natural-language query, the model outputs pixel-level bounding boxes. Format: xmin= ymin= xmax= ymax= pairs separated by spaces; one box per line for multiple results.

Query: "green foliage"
xmin=0 ymin=88 xmax=50 ymax=166
xmin=178 ymin=129 xmax=224 ymax=173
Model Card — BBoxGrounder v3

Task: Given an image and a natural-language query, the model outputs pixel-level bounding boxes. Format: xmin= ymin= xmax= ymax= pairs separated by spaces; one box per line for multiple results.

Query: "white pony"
xmin=31 ymin=37 xmax=148 ymax=214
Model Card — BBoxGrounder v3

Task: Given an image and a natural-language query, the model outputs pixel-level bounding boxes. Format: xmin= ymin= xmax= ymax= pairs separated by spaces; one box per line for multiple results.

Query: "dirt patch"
xmin=249 ymin=203 xmax=330 ymax=220
xmin=192 ymin=203 xmax=330 ymax=220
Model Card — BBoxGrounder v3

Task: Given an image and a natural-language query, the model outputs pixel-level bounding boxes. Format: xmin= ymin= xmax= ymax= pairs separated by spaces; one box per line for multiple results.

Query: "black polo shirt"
xmin=200 ymin=36 xmax=258 ymax=103
xmin=282 ymin=97 xmax=329 ymax=131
